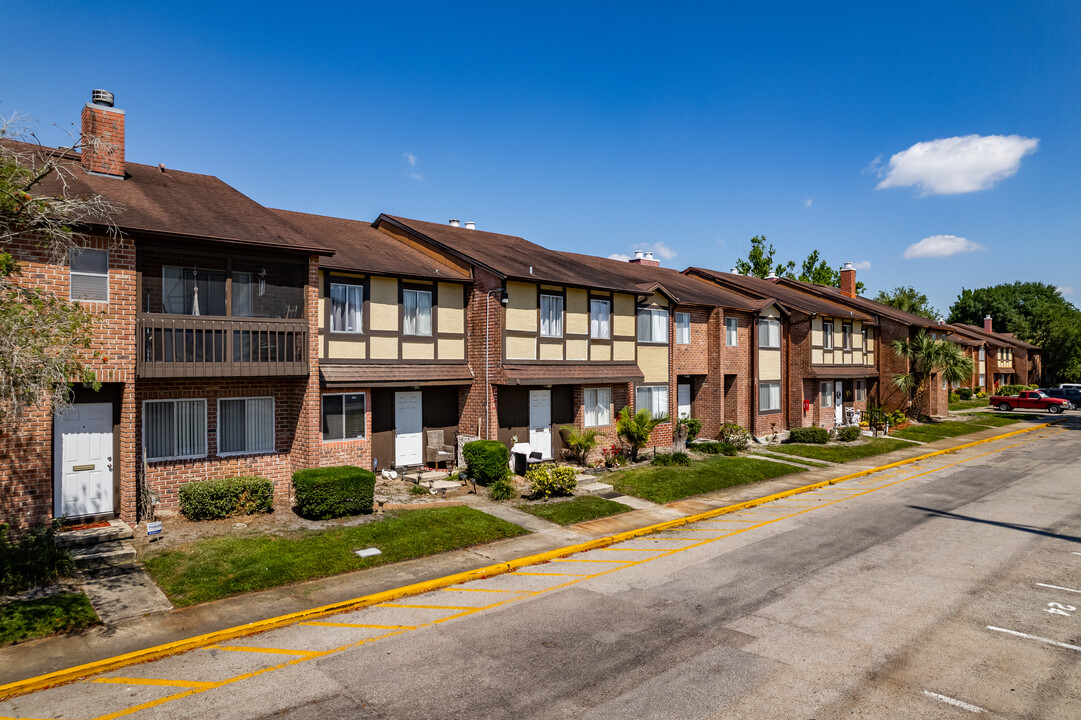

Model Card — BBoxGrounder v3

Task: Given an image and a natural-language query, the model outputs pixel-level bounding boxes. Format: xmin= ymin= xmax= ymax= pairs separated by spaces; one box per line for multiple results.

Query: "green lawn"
xmin=0 ymin=593 xmax=99 ymax=647
xmin=516 ymin=496 xmax=633 ymax=526
xmin=891 ymin=416 xmax=1022 ymax=442
xmin=967 ymin=413 xmax=1029 ymax=427
xmin=949 ymin=397 xmax=991 ymax=411
xmin=606 ymin=456 xmax=804 ymax=504
xmin=766 ymin=437 xmax=917 ymax=463
xmin=142 ymin=507 xmax=529 ymax=607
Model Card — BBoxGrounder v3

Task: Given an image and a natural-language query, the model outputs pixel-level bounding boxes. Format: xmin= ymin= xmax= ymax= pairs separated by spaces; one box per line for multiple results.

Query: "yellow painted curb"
xmin=0 ymin=418 xmax=1062 ymax=701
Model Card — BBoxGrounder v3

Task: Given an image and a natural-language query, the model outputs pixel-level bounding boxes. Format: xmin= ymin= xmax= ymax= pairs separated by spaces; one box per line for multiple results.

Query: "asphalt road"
xmin=5 ymin=418 xmax=1080 ymax=720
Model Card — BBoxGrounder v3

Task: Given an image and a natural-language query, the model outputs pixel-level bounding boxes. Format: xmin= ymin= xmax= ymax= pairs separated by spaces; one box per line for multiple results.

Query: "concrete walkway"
xmin=0 ymin=416 xmax=1059 ymax=688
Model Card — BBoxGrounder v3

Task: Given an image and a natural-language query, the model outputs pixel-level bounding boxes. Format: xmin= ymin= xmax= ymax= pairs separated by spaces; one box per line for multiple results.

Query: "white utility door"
xmin=834 ymin=381 xmax=844 ymax=425
xmin=394 ymin=391 xmax=423 ymax=467
xmin=529 ymin=390 xmax=552 ymax=460
xmin=677 ymin=384 xmax=692 ymax=419
xmin=55 ymin=403 xmax=113 ymax=518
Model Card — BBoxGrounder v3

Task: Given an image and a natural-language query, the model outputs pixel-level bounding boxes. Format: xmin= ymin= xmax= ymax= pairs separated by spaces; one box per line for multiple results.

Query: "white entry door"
xmin=529 ymin=390 xmax=552 ymax=460
xmin=55 ymin=403 xmax=113 ymax=518
xmin=677 ymin=384 xmax=692 ymax=419
xmin=395 ymin=391 xmax=423 ymax=467
xmin=834 ymin=381 xmax=844 ymax=425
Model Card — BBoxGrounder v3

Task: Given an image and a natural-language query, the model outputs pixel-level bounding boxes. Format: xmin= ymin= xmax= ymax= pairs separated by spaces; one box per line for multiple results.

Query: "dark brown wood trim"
xmin=140 ymin=241 xmax=310 ymax=265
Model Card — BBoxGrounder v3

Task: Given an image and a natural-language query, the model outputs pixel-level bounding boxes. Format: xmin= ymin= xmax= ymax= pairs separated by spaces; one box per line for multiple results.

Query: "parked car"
xmin=1041 ymin=387 xmax=1081 ymax=409
xmin=989 ymin=390 xmax=1069 ymax=413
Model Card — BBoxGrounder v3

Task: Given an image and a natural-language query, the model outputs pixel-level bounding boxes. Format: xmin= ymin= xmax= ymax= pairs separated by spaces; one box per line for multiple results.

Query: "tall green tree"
xmin=874 ymin=286 xmax=939 ymax=321
xmin=734 ymin=236 xmax=795 ymax=279
xmin=948 ymin=283 xmax=1081 ymax=383
xmin=891 ymin=330 xmax=975 ymax=418
xmin=793 ymin=250 xmax=866 ymax=294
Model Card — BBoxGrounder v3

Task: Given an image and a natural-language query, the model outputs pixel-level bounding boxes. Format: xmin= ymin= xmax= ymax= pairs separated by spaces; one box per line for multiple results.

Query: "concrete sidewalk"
xmin=0 ymin=419 xmax=1056 ymax=687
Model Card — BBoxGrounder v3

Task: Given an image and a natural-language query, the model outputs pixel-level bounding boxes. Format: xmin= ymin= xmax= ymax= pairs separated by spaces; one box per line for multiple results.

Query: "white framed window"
xmin=322 ymin=393 xmax=366 ymax=441
xmin=855 ymin=379 xmax=866 ymax=401
xmin=675 ymin=312 xmax=690 ymax=344
xmin=330 ymin=283 xmax=363 ymax=333
xmin=69 ymin=248 xmax=109 ymax=302
xmin=726 ymin=317 xmax=738 ymax=346
xmin=590 ymin=299 xmax=610 ymax=339
xmin=822 ymin=320 xmax=834 ymax=350
xmin=218 ymin=396 xmax=275 ymax=456
xmin=143 ymin=399 xmax=206 ymax=461
xmin=979 ymin=373 xmax=986 ymax=387
xmin=584 ymin=387 xmax=612 ymax=427
xmin=758 ymin=318 xmax=781 ymax=348
xmin=842 ymin=323 xmax=853 ymax=350
xmin=637 ymin=308 xmax=668 ymax=343
xmin=540 ymin=294 xmax=563 ymax=337
xmin=403 ymin=289 xmax=433 ymax=336
xmin=820 ymin=382 xmax=833 ymax=407
xmin=979 ymin=346 xmax=985 ymax=361
xmin=636 ymin=385 xmax=669 ymax=419
xmin=759 ymin=382 xmax=781 ymax=413
xmin=942 ymin=377 xmax=947 ymax=390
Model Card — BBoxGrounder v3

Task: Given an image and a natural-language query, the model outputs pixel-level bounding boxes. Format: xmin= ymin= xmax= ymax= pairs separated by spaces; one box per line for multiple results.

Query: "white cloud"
xmin=404 ymin=152 xmax=422 ymax=181
xmin=405 ymin=152 xmax=417 ymax=167
xmin=875 ymin=134 xmax=1039 ymax=195
xmin=903 ymin=234 xmax=986 ymax=259
xmin=608 ymin=253 xmax=631 ymax=262
xmin=1058 ymin=285 xmax=1074 ymax=296
xmin=851 ymin=260 xmax=871 ymax=270
xmin=803 ymin=198 xmax=813 ymax=208
xmin=635 ymin=241 xmax=677 ymax=260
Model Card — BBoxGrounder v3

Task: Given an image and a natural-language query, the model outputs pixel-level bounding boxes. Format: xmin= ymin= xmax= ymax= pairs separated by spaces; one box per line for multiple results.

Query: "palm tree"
xmin=616 ymin=406 xmax=669 ymax=461
xmin=891 ymin=330 xmax=975 ymax=419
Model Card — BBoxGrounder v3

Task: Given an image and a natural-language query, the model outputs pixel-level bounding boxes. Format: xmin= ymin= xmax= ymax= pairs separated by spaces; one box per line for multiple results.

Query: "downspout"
xmin=751 ymin=312 xmax=758 ymax=433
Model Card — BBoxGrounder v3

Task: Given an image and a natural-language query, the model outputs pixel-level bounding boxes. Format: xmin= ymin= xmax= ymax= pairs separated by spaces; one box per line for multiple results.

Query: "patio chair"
xmin=425 ymin=429 xmax=455 ymax=468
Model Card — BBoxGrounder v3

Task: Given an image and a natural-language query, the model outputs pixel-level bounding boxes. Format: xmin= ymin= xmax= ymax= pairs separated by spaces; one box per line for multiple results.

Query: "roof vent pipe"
xmin=766 ymin=271 xmax=778 ymax=280
xmin=730 ymin=267 xmax=738 ymax=274
xmin=449 ymin=219 xmax=460 ymax=227
xmin=91 ymin=89 xmax=115 ymax=107
xmin=464 ymin=221 xmax=475 ymax=230
xmin=645 ymin=252 xmax=654 ymax=261
xmin=633 ymin=250 xmax=645 ymax=260
xmin=841 ymin=261 xmax=854 ymax=271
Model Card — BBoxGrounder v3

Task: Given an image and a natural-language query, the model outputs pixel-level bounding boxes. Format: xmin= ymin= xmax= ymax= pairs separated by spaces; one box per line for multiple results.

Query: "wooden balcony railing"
xmin=136 ymin=315 xmax=309 ymax=378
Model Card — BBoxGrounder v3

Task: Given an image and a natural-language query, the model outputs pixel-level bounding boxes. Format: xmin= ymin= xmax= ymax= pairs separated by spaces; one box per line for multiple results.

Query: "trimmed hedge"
xmin=692 ymin=441 xmax=739 ymax=456
xmin=462 ymin=440 xmax=509 ymax=485
xmin=651 ymin=451 xmax=691 ymax=466
xmin=994 ymin=384 xmax=1028 ymax=397
xmin=179 ymin=476 xmax=274 ymax=521
xmin=958 ymin=387 xmax=974 ymax=400
xmin=526 ymin=463 xmax=578 ymax=498
xmin=836 ymin=426 xmax=861 ymax=442
xmin=787 ymin=427 xmax=829 ymax=444
xmin=292 ymin=466 xmax=375 ymax=519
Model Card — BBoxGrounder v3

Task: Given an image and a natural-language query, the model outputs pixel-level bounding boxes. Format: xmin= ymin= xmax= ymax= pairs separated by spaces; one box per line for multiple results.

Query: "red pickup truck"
xmin=989 ymin=390 xmax=1069 ymax=413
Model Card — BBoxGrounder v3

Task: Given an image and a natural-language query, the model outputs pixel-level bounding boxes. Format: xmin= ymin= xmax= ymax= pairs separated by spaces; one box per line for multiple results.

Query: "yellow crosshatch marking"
xmin=375 ymin=603 xmax=479 ymax=610
xmin=0 ymin=424 xmax=1063 ymax=720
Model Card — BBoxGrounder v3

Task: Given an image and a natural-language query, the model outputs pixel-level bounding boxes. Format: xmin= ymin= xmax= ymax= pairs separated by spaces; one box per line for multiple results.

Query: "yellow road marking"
xmin=550 ymin=558 xmax=633 ymax=564
xmin=211 ymin=645 xmax=322 ymax=657
xmin=300 ymin=622 xmax=415 ymax=629
xmin=375 ymin=603 xmax=477 ymax=610
xmin=91 ymin=677 xmax=214 ymax=689
xmin=441 ymin=587 xmax=532 ymax=593
xmin=512 ymin=571 xmax=600 ymax=577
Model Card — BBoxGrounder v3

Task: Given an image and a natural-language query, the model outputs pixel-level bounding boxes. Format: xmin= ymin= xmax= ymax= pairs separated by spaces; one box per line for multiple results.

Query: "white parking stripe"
xmin=986 ymin=626 xmax=1081 ymax=652
xmin=1036 ymin=582 xmax=1081 ymax=594
xmin=922 ymin=690 xmax=987 ymax=713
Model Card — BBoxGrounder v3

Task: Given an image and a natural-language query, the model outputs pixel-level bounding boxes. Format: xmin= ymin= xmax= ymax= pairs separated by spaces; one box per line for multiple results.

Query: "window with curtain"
xmin=540 ymin=294 xmax=563 ymax=337
xmin=590 ymin=299 xmax=610 ymax=339
xmin=330 ymin=283 xmax=363 ymax=333
xmin=404 ymin=289 xmax=433 ymax=336
xmin=822 ymin=320 xmax=834 ymax=350
xmin=861 ymin=327 xmax=868 ymax=351
xmin=758 ymin=318 xmax=781 ymax=348
xmin=855 ymin=379 xmax=866 ymax=401
xmin=144 ymin=399 xmax=206 ymax=461
xmin=218 ymin=397 xmax=275 ymax=455
xmin=636 ymin=385 xmax=669 ymax=419
xmin=322 ymin=393 xmax=366 ymax=441
xmin=820 ymin=382 xmax=833 ymax=407
xmin=759 ymin=382 xmax=781 ymax=412
xmin=979 ymin=346 xmax=985 ymax=361
xmin=726 ymin=317 xmax=738 ymax=346
xmin=70 ymin=248 xmax=109 ymax=302
xmin=584 ymin=387 xmax=611 ymax=427
xmin=843 ymin=323 xmax=853 ymax=350
xmin=637 ymin=308 xmax=668 ymax=343
xmin=675 ymin=313 xmax=690 ymax=344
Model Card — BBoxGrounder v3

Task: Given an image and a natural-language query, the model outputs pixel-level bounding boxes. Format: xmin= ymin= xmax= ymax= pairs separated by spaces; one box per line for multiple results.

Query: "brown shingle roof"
xmin=685 ymin=268 xmax=876 ymax=321
xmin=5 ymin=140 xmax=332 ymax=255
xmin=271 ymin=209 xmax=470 ymax=281
xmin=375 ymin=215 xmax=644 ymax=293
xmin=776 ymin=278 xmax=940 ymax=329
xmin=951 ymin=323 xmax=1040 ymax=350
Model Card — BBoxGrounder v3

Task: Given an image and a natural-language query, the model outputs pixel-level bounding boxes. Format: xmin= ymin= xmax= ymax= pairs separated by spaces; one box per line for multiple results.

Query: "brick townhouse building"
xmin=947 ymin=317 xmax=1042 ymax=390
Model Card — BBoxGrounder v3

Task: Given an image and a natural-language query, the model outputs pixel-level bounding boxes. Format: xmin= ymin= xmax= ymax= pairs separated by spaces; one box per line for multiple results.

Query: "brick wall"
xmin=461 ymin=268 xmax=501 ymax=440
xmin=318 ymin=385 xmax=373 ymax=469
xmin=876 ymin=318 xmax=910 ymax=413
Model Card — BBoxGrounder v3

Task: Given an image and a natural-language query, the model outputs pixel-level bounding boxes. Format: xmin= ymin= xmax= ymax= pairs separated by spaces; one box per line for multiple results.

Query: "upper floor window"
xmin=637 ymin=308 xmax=668 ymax=343
xmin=861 ymin=327 xmax=868 ymax=350
xmin=842 ymin=323 xmax=853 ymax=351
xmin=403 ymin=289 xmax=433 ymax=336
xmin=675 ymin=313 xmax=690 ymax=344
xmin=69 ymin=248 xmax=109 ymax=303
xmin=822 ymin=320 xmax=834 ymax=350
xmin=330 ymin=283 xmax=363 ymax=333
xmin=758 ymin=318 xmax=780 ymax=348
xmin=979 ymin=346 xmax=985 ymax=361
xmin=540 ymin=294 xmax=563 ymax=337
xmin=726 ymin=317 xmax=738 ymax=346
xmin=163 ymin=266 xmax=225 ymax=315
xmin=590 ymin=299 xmax=610 ymax=339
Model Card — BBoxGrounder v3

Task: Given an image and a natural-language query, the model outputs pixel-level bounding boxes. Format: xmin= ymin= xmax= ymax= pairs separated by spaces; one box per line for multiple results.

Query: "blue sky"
xmin=5 ymin=1 xmax=1079 ymax=315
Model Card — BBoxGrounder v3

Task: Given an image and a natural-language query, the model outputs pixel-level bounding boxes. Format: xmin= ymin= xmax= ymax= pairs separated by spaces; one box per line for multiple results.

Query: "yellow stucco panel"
xmin=327 ymin=339 xmax=366 ymax=359
xmin=811 ymin=316 xmax=822 ymax=346
xmin=566 ymin=288 xmax=588 ymax=335
xmin=761 ymin=304 xmax=781 ymax=319
xmin=437 ymin=337 xmax=465 ymax=360
xmin=437 ymin=283 xmax=465 ymax=334
xmin=811 ymin=348 xmax=823 ymax=364
xmin=853 ymin=349 xmax=863 ymax=364
xmin=759 ymin=349 xmax=782 ymax=381
xmin=506 ymin=281 xmax=537 ymax=332
xmin=613 ymin=339 xmax=635 ymax=361
xmin=853 ymin=321 xmax=863 ymax=348
xmin=639 ymin=345 xmax=668 ymax=383
xmin=566 ymin=338 xmax=588 ymax=361
xmin=613 ymin=293 xmax=635 ymax=336
xmin=645 ymin=292 xmax=668 ymax=308
xmin=539 ymin=342 xmax=563 ymax=361
xmin=402 ymin=340 xmax=436 ymax=360
xmin=369 ymin=277 xmax=398 ymax=332
xmin=370 ymin=335 xmax=398 ymax=359
xmin=590 ymin=343 xmax=612 ymax=362
xmin=506 ymin=334 xmax=536 ymax=360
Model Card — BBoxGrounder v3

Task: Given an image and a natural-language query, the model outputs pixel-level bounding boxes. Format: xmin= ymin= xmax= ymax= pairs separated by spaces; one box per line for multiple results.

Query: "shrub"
xmin=691 ymin=441 xmax=739 ymax=456
xmin=616 ymin=406 xmax=668 ymax=461
xmin=995 ymin=384 xmax=1027 ymax=397
xmin=836 ymin=426 xmax=861 ymax=442
xmin=488 ymin=478 xmax=516 ymax=501
xmin=179 ymin=476 xmax=273 ymax=521
xmin=0 ymin=519 xmax=76 ymax=593
xmin=527 ymin=464 xmax=578 ymax=498
xmin=718 ymin=423 xmax=751 ymax=451
xmin=651 ymin=451 xmax=691 ymax=466
xmin=678 ymin=417 xmax=703 ymax=443
xmin=292 ymin=466 xmax=376 ymax=519
xmin=948 ymin=393 xmax=961 ymax=404
xmin=560 ymin=426 xmax=600 ymax=465
xmin=462 ymin=440 xmax=510 ymax=485
xmin=958 ymin=387 xmax=974 ymax=400
xmin=888 ymin=410 xmax=907 ymax=426
xmin=976 ymin=391 xmax=988 ymax=399
xmin=788 ymin=426 xmax=829 ymax=444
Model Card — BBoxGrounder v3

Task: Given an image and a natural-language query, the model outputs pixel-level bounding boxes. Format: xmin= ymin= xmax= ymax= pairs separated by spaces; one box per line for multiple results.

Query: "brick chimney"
xmin=839 ymin=262 xmax=856 ymax=298
xmin=983 ymin=315 xmax=993 ymax=332
xmin=629 ymin=250 xmax=660 ymax=267
xmin=80 ymin=90 xmax=125 ymax=177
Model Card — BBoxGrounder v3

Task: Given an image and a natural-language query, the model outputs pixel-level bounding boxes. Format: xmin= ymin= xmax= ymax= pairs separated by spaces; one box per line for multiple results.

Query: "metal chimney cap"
xmin=766 ymin=271 xmax=778 ymax=279
xmin=841 ymin=261 xmax=854 ymax=271
xmin=730 ymin=267 xmax=738 ymax=274
xmin=91 ymin=89 xmax=115 ymax=107
xmin=644 ymin=252 xmax=654 ymax=260
xmin=633 ymin=250 xmax=645 ymax=259
xmin=464 ymin=221 xmax=476 ymax=230
xmin=449 ymin=219 xmax=460 ymax=227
